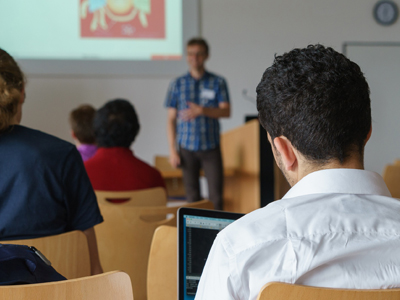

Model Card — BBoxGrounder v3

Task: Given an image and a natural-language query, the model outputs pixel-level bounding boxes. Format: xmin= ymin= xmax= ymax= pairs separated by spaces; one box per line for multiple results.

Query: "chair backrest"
xmin=95 ymin=200 xmax=213 ymax=300
xmin=0 ymin=271 xmax=133 ymax=300
xmin=95 ymin=187 xmax=167 ymax=206
xmin=257 ymin=282 xmax=400 ymax=300
xmin=382 ymin=164 xmax=400 ymax=198
xmin=147 ymin=226 xmax=177 ymax=300
xmin=7 ymin=230 xmax=90 ymax=279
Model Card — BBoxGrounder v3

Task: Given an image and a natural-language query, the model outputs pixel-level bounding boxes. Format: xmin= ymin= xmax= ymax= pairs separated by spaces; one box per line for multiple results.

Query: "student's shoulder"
xmin=218 ymin=201 xmax=288 ymax=254
xmin=14 ymin=125 xmax=75 ymax=154
xmin=132 ymin=155 xmax=162 ymax=174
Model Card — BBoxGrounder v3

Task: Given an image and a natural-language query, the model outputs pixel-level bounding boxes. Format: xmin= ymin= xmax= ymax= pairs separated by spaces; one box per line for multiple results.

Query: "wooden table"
xmin=159 ymin=167 xmax=237 ymax=200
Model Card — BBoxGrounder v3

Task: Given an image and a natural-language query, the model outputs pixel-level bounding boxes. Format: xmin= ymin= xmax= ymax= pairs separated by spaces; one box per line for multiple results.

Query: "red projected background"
xmin=80 ymin=0 xmax=165 ymax=39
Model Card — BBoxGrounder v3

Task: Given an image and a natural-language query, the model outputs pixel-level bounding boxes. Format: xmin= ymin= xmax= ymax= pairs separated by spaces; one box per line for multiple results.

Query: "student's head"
xmin=0 ymin=48 xmax=25 ymax=132
xmin=256 ymin=45 xmax=371 ymax=184
xmin=186 ymin=38 xmax=209 ymax=70
xmin=93 ymin=99 xmax=140 ymax=148
xmin=69 ymin=104 xmax=96 ymax=145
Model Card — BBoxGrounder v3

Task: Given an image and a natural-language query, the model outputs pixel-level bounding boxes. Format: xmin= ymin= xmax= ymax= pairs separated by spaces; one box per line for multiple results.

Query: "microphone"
xmin=242 ymin=89 xmax=256 ymax=105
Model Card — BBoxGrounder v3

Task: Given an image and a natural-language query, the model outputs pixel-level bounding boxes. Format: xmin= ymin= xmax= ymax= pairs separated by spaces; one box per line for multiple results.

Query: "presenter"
xmin=165 ymin=37 xmax=230 ymax=210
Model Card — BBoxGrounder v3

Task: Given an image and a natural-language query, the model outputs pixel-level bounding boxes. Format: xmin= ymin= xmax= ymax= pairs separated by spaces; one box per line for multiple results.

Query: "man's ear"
xmin=20 ymin=88 xmax=25 ymax=104
xmin=365 ymin=125 xmax=372 ymax=145
xmin=71 ymin=130 xmax=77 ymax=140
xmin=273 ymin=136 xmax=297 ymax=171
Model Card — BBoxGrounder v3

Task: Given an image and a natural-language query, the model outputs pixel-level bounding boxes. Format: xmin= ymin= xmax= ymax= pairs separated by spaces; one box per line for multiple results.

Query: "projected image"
xmin=80 ymin=0 xmax=165 ymax=38
xmin=0 ymin=0 xmax=183 ymax=64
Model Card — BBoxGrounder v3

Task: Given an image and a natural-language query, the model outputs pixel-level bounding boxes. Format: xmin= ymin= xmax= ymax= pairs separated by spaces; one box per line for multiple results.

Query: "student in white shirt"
xmin=195 ymin=44 xmax=400 ymax=300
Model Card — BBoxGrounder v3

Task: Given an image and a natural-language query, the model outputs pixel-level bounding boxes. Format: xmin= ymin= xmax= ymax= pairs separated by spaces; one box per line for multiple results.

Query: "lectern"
xmin=221 ymin=119 xmax=290 ymax=213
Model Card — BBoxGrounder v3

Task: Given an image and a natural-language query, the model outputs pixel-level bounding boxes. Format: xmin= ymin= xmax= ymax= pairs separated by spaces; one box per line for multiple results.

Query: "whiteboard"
xmin=344 ymin=43 xmax=400 ymax=174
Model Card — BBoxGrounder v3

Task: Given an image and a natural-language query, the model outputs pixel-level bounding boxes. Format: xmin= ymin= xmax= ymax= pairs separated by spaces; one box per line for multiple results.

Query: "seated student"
xmin=0 ymin=48 xmax=103 ymax=275
xmin=84 ymin=99 xmax=166 ymax=192
xmin=196 ymin=45 xmax=400 ymax=300
xmin=69 ymin=104 xmax=98 ymax=161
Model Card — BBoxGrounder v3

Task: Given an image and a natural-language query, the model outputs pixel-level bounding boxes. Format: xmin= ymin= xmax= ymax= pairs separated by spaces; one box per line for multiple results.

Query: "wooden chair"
xmin=95 ymin=187 xmax=167 ymax=206
xmin=7 ymin=230 xmax=90 ymax=279
xmin=382 ymin=164 xmax=400 ymax=198
xmin=257 ymin=282 xmax=400 ymax=300
xmin=0 ymin=271 xmax=133 ymax=300
xmin=147 ymin=226 xmax=177 ymax=300
xmin=95 ymin=200 xmax=213 ymax=300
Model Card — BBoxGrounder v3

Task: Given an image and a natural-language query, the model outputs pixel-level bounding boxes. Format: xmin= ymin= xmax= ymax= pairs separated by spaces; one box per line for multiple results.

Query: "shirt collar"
xmin=282 ymin=169 xmax=391 ymax=199
xmin=77 ymin=144 xmax=97 ymax=152
xmin=186 ymin=70 xmax=210 ymax=81
xmin=97 ymin=147 xmax=134 ymax=156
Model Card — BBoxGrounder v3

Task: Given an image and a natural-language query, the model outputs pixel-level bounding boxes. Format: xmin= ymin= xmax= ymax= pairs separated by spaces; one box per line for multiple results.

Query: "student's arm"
xmin=195 ymin=235 xmax=238 ymax=300
xmin=167 ymin=107 xmax=180 ymax=168
xmin=83 ymin=227 xmax=103 ymax=275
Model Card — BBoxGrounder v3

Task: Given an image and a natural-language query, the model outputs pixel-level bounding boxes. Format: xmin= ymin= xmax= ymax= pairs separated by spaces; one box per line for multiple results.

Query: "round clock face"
xmin=374 ymin=1 xmax=399 ymax=25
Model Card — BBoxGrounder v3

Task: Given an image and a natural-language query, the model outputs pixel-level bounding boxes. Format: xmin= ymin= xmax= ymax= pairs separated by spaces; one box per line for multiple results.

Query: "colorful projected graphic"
xmin=80 ymin=0 xmax=165 ymax=38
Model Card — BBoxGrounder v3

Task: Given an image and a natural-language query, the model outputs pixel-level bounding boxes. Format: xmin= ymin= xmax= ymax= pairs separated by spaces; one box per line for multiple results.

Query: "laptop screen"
xmin=178 ymin=208 xmax=244 ymax=300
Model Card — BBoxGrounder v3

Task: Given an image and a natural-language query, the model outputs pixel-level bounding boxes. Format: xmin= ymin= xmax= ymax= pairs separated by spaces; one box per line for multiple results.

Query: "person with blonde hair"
xmin=0 ymin=48 xmax=103 ymax=275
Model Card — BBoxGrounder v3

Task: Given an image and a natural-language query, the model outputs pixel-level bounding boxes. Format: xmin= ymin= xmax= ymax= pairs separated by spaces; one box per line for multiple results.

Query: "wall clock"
xmin=374 ymin=1 xmax=399 ymax=25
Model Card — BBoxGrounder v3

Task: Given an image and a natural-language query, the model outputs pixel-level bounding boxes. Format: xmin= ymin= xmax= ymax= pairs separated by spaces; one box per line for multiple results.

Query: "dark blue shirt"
xmin=0 ymin=125 xmax=103 ymax=240
xmin=165 ymin=71 xmax=230 ymax=151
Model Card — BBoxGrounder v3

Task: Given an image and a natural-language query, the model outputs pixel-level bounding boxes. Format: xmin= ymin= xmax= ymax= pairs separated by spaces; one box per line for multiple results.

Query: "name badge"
xmin=200 ymin=89 xmax=216 ymax=100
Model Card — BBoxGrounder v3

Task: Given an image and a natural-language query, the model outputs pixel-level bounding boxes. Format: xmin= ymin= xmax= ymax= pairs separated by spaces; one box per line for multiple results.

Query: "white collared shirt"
xmin=195 ymin=169 xmax=400 ymax=300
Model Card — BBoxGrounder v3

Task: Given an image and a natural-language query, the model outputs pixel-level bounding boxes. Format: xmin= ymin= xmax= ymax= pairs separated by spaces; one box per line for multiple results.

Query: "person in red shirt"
xmin=84 ymin=99 xmax=166 ymax=191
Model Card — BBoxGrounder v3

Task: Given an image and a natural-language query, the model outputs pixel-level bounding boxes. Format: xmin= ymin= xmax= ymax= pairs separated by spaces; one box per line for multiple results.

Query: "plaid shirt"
xmin=165 ymin=71 xmax=230 ymax=151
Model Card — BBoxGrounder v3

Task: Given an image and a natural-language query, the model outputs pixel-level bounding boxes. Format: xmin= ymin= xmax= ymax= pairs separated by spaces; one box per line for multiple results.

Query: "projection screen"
xmin=0 ymin=0 xmax=199 ymax=75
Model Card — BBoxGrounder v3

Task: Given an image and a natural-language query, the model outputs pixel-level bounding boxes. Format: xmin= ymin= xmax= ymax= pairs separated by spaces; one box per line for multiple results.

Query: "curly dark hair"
xmin=256 ymin=44 xmax=371 ymax=164
xmin=93 ymin=99 xmax=140 ymax=148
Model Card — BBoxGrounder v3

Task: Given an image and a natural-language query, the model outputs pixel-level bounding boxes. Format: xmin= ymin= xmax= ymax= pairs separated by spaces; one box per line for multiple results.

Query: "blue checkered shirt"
xmin=165 ymin=71 xmax=230 ymax=151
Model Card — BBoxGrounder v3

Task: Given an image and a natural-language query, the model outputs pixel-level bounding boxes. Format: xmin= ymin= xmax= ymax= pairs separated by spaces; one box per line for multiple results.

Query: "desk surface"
xmin=166 ymin=200 xmax=187 ymax=207
xmin=159 ymin=167 xmax=236 ymax=178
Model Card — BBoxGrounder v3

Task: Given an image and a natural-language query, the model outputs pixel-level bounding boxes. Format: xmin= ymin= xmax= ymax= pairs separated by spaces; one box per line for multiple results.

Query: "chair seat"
xmin=257 ymin=282 xmax=400 ymax=300
xmin=0 ymin=271 xmax=133 ymax=300
xmin=147 ymin=225 xmax=177 ymax=300
xmin=96 ymin=200 xmax=213 ymax=300
xmin=95 ymin=187 xmax=167 ymax=206
xmin=6 ymin=230 xmax=90 ymax=279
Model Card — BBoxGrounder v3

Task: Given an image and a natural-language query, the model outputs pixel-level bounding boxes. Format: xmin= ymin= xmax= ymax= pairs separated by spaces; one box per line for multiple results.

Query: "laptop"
xmin=178 ymin=207 xmax=244 ymax=300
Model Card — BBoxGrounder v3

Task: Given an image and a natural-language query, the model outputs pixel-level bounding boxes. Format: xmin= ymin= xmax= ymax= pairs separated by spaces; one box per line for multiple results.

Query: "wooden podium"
xmin=221 ymin=119 xmax=289 ymax=213
xmin=220 ymin=119 xmax=260 ymax=213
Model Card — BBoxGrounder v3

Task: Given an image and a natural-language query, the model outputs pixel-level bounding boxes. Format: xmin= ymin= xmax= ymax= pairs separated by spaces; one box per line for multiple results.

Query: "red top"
xmin=84 ymin=147 xmax=166 ymax=191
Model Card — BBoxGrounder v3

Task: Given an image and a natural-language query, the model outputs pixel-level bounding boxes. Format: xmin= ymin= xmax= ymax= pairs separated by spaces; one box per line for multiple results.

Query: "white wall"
xmin=22 ymin=0 xmax=400 ymax=171
xmin=347 ymin=45 xmax=400 ymax=174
